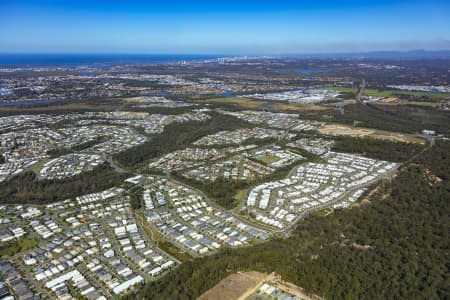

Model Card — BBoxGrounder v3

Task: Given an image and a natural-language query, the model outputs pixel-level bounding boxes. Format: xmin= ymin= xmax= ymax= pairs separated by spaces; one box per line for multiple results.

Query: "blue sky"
xmin=0 ymin=0 xmax=449 ymax=54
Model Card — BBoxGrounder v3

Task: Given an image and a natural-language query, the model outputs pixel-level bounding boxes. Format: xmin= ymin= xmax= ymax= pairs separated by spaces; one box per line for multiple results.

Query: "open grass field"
xmin=30 ymin=158 xmax=50 ymax=173
xmin=272 ymin=102 xmax=329 ymax=111
xmin=234 ymin=188 xmax=248 ymax=203
xmin=193 ymin=97 xmax=330 ymax=112
xmin=193 ymin=97 xmax=268 ymax=109
xmin=327 ymin=87 xmax=450 ymax=100
xmin=218 ymin=97 xmax=268 ymax=109
xmin=319 ymin=123 xmax=426 ymax=144
xmin=257 ymin=154 xmax=281 ymax=165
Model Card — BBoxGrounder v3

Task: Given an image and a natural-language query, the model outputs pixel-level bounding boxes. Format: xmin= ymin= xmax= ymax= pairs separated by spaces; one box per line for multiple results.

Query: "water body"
xmin=174 ymin=90 xmax=235 ymax=98
xmin=78 ymin=71 xmax=95 ymax=76
xmin=0 ymin=54 xmax=228 ymax=67
xmin=261 ymin=102 xmax=273 ymax=110
xmin=213 ymin=90 xmax=234 ymax=97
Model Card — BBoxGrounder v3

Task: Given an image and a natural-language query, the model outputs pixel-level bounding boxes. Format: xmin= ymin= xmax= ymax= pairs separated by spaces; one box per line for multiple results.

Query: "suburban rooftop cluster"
xmin=245 ymin=151 xmax=397 ymax=229
xmin=193 ymin=127 xmax=294 ymax=146
xmin=0 ymin=110 xmax=213 ymax=183
xmin=38 ymin=153 xmax=104 ymax=180
xmin=0 ymin=107 xmax=403 ymax=299
xmin=150 ymin=143 xmax=304 ymax=182
xmin=130 ymin=96 xmax=194 ymax=108
xmin=220 ymin=110 xmax=323 ymax=131
xmin=133 ymin=175 xmax=271 ymax=256
xmin=0 ymin=186 xmax=178 ymax=299
xmin=244 ymin=88 xmax=341 ymax=104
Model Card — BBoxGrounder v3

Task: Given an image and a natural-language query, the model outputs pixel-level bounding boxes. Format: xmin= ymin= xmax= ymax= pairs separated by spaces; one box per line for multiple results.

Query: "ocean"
xmin=0 ymin=53 xmax=227 ymax=67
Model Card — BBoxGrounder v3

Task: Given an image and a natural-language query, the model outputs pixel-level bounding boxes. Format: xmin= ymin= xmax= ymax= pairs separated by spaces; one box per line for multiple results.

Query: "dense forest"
xmin=114 ymin=113 xmax=255 ymax=168
xmin=125 ymin=141 xmax=449 ymax=300
xmin=370 ymin=104 xmax=450 ymax=135
xmin=128 ymin=185 xmax=143 ymax=210
xmin=0 ymin=164 xmax=128 ymax=204
xmin=171 ymin=174 xmax=251 ymax=209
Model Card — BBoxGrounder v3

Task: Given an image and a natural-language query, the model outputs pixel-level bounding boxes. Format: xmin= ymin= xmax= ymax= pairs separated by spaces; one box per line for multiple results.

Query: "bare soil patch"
xmin=198 ymin=271 xmax=321 ymax=300
xmin=197 ymin=271 xmax=267 ymax=300
xmin=319 ymin=124 xmax=425 ymax=144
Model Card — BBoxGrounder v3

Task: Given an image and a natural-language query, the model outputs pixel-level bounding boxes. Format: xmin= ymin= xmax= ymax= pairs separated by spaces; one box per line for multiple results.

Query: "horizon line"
xmin=1 ymin=49 xmax=450 ymax=56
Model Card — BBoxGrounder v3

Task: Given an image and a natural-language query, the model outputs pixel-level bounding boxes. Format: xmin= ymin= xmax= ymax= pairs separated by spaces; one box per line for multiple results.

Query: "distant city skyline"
xmin=1 ymin=0 xmax=450 ymax=54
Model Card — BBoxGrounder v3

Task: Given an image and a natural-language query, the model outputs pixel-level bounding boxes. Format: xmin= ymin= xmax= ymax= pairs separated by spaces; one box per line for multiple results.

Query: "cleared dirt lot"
xmin=197 ymin=271 xmax=268 ymax=300
xmin=319 ymin=124 xmax=426 ymax=144
xmin=197 ymin=271 xmax=321 ymax=300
